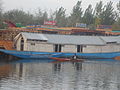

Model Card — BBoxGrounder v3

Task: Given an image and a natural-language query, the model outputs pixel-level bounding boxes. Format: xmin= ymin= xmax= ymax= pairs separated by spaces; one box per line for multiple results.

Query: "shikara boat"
xmin=50 ymin=57 xmax=84 ymax=62
xmin=0 ymin=49 xmax=120 ymax=60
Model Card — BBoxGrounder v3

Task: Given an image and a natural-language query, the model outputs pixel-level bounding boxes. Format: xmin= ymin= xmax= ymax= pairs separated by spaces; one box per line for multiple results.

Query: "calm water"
xmin=0 ymin=59 xmax=120 ymax=90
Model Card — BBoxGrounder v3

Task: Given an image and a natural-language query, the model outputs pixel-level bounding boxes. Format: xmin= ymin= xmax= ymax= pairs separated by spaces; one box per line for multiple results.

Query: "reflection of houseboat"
xmin=0 ymin=64 xmax=12 ymax=78
xmin=0 ymin=32 xmax=120 ymax=59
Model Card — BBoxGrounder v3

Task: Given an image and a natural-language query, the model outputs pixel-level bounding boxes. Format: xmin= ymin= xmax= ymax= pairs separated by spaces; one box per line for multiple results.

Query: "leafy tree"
xmin=100 ymin=1 xmax=116 ymax=25
xmin=94 ymin=1 xmax=103 ymax=26
xmin=54 ymin=7 xmax=67 ymax=27
xmin=117 ymin=1 xmax=120 ymax=13
xmin=94 ymin=1 xmax=103 ymax=17
xmin=49 ymin=9 xmax=55 ymax=21
xmin=42 ymin=11 xmax=48 ymax=24
xmin=0 ymin=0 xmax=4 ymax=29
xmin=116 ymin=1 xmax=120 ymax=25
xmin=3 ymin=9 xmax=34 ymax=25
xmin=82 ymin=4 xmax=94 ymax=25
xmin=0 ymin=0 xmax=2 ymax=17
xmin=34 ymin=9 xmax=48 ymax=25
xmin=68 ymin=1 xmax=83 ymax=26
xmin=34 ymin=9 xmax=43 ymax=24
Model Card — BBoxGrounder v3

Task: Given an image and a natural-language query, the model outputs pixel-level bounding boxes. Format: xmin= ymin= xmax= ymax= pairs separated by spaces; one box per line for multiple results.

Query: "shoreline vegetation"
xmin=0 ymin=1 xmax=119 ymax=30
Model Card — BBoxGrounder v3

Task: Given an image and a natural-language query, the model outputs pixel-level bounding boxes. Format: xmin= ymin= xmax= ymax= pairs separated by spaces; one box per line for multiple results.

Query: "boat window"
xmin=27 ymin=39 xmax=47 ymax=42
xmin=77 ymin=45 xmax=83 ymax=53
xmin=54 ymin=44 xmax=62 ymax=52
xmin=20 ymin=38 xmax=24 ymax=51
xmin=54 ymin=44 xmax=58 ymax=52
xmin=106 ymin=42 xmax=117 ymax=44
xmin=59 ymin=45 xmax=62 ymax=52
xmin=31 ymin=43 xmax=35 ymax=45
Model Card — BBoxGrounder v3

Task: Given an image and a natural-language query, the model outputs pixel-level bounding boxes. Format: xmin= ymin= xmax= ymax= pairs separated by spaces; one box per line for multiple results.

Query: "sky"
xmin=2 ymin=0 xmax=119 ymax=14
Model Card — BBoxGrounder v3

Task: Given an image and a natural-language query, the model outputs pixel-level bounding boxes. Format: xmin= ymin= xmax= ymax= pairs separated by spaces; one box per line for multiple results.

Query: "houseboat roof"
xmin=16 ymin=32 xmax=120 ymax=45
xmin=100 ymin=36 xmax=120 ymax=44
xmin=22 ymin=32 xmax=48 ymax=41
xmin=45 ymin=34 xmax=105 ymax=45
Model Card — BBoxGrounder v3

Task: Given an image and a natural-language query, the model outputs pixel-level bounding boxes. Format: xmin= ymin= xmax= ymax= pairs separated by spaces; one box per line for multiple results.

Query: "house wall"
xmin=102 ymin=44 xmax=120 ymax=52
xmin=83 ymin=44 xmax=120 ymax=53
xmin=15 ymin=36 xmax=120 ymax=53
xmin=62 ymin=45 xmax=76 ymax=53
xmin=83 ymin=45 xmax=102 ymax=53
xmin=16 ymin=35 xmax=27 ymax=51
xmin=27 ymin=41 xmax=54 ymax=52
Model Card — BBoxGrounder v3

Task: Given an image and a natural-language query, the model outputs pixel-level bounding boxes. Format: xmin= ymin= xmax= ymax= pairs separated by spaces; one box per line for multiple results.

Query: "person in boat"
xmin=72 ymin=53 xmax=78 ymax=60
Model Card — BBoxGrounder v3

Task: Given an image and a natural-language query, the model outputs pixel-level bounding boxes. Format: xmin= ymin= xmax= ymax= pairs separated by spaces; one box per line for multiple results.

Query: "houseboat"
xmin=0 ymin=32 xmax=120 ymax=59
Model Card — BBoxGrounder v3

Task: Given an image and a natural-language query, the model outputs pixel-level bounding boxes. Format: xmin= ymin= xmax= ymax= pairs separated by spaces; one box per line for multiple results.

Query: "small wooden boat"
xmin=50 ymin=57 xmax=84 ymax=62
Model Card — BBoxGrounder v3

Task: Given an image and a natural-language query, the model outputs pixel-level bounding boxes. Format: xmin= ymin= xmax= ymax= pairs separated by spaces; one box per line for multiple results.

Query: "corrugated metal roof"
xmin=100 ymin=36 xmax=120 ymax=43
xmin=22 ymin=32 xmax=48 ymax=41
xmin=20 ymin=32 xmax=120 ymax=45
xmin=21 ymin=32 xmax=106 ymax=45
xmin=45 ymin=34 xmax=105 ymax=45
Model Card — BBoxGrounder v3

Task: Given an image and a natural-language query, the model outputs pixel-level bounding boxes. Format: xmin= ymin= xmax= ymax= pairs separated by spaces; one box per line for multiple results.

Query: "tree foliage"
xmin=0 ymin=0 xmax=120 ymax=28
xmin=117 ymin=1 xmax=120 ymax=13
xmin=94 ymin=1 xmax=103 ymax=17
xmin=100 ymin=1 xmax=116 ymax=25
xmin=82 ymin=4 xmax=94 ymax=25
xmin=69 ymin=1 xmax=83 ymax=26
xmin=116 ymin=1 xmax=120 ymax=25
xmin=34 ymin=9 xmax=48 ymax=25
xmin=3 ymin=9 xmax=34 ymax=25
xmin=54 ymin=7 xmax=67 ymax=27
xmin=94 ymin=1 xmax=103 ymax=26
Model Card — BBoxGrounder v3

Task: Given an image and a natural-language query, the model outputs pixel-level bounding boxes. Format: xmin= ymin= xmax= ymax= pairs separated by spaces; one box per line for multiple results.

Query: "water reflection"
xmin=53 ymin=63 xmax=61 ymax=72
xmin=0 ymin=59 xmax=119 ymax=90
xmin=72 ymin=62 xmax=82 ymax=71
xmin=0 ymin=64 xmax=12 ymax=78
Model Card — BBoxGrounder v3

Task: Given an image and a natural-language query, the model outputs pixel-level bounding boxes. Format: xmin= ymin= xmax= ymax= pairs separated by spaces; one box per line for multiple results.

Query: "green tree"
xmin=34 ymin=9 xmax=48 ymax=25
xmin=49 ymin=9 xmax=55 ymax=21
xmin=0 ymin=0 xmax=5 ymax=29
xmin=34 ymin=9 xmax=43 ymax=24
xmin=117 ymin=1 xmax=120 ymax=13
xmin=42 ymin=11 xmax=48 ymax=24
xmin=82 ymin=4 xmax=94 ymax=25
xmin=100 ymin=1 xmax=116 ymax=25
xmin=94 ymin=1 xmax=103 ymax=26
xmin=68 ymin=1 xmax=83 ymax=26
xmin=3 ymin=9 xmax=34 ymax=25
xmin=0 ymin=0 xmax=2 ymax=17
xmin=94 ymin=1 xmax=103 ymax=17
xmin=116 ymin=1 xmax=120 ymax=25
xmin=54 ymin=7 xmax=67 ymax=27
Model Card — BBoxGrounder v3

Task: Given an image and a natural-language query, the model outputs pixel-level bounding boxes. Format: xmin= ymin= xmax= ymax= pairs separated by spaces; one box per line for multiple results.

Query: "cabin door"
xmin=77 ymin=45 xmax=83 ymax=53
xmin=20 ymin=38 xmax=24 ymax=51
xmin=54 ymin=44 xmax=62 ymax=52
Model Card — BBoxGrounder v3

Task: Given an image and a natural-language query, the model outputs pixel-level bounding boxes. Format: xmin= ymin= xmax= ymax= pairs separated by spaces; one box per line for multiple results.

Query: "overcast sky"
xmin=2 ymin=0 xmax=119 ymax=14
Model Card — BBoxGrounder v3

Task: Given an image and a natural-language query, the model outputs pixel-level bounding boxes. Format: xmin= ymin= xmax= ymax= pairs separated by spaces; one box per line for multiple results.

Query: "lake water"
xmin=0 ymin=59 xmax=120 ymax=90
